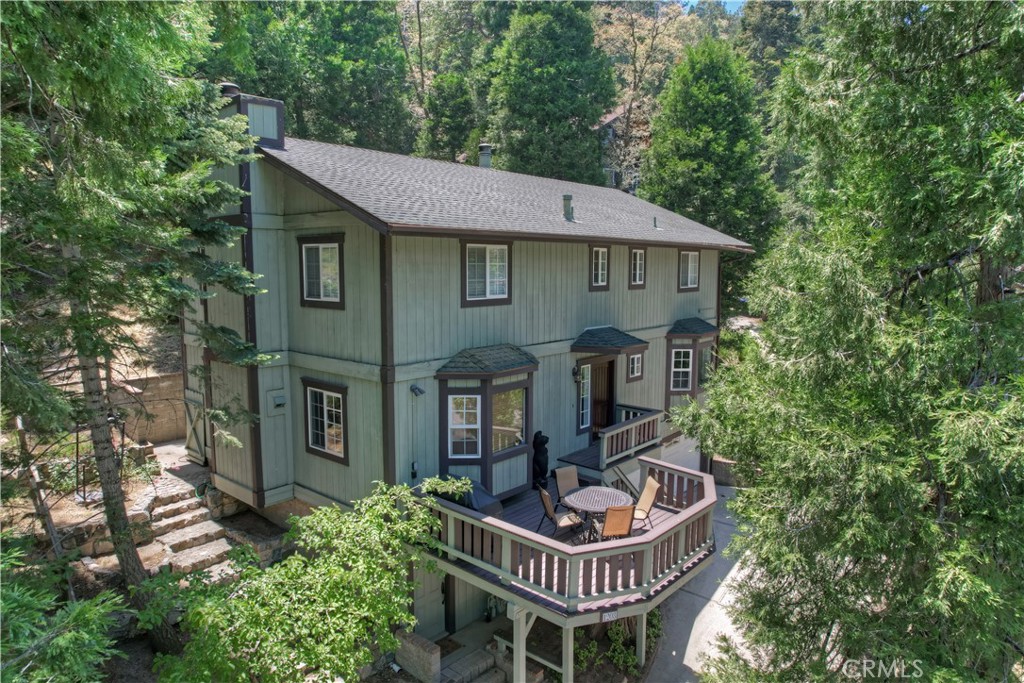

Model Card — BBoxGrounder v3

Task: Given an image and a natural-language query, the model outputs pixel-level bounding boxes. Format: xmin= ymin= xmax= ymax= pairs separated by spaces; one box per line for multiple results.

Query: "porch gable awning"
xmin=436 ymin=344 xmax=539 ymax=379
xmin=668 ymin=318 xmax=719 ymax=338
xmin=570 ymin=326 xmax=649 ymax=355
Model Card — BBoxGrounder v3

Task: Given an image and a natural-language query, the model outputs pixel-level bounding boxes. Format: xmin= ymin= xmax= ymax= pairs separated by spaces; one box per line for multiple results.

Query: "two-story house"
xmin=183 ymin=87 xmax=749 ymax=682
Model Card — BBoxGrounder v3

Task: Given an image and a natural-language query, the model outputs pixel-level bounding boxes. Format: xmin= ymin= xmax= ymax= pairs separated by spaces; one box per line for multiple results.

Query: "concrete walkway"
xmin=644 ymin=441 xmax=744 ymax=683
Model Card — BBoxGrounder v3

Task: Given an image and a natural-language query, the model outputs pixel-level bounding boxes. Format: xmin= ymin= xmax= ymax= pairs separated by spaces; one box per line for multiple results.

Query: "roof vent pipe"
xmin=479 ymin=143 xmax=492 ymax=168
xmin=220 ymin=82 xmax=241 ymax=98
xmin=563 ymin=194 xmax=574 ymax=221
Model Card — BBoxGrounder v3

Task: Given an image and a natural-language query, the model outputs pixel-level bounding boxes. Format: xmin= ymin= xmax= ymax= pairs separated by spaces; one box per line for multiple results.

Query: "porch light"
xmin=571 ymin=366 xmax=580 ymax=384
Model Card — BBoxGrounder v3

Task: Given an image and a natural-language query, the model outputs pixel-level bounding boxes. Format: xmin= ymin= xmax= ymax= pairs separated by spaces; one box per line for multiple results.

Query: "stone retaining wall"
xmin=110 ymin=373 xmax=186 ymax=444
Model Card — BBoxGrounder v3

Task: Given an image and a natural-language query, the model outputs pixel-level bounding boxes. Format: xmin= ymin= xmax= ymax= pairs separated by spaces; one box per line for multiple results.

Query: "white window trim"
xmin=448 ymin=395 xmax=481 ymax=459
xmin=466 ymin=244 xmax=509 ymax=301
xmin=629 ymin=353 xmax=643 ymax=378
xmin=578 ymin=364 xmax=592 ymax=429
xmin=307 ymin=386 xmax=345 ymax=456
xmin=630 ymin=249 xmax=645 ymax=285
xmin=591 ymin=247 xmax=609 ymax=287
xmin=679 ymin=251 xmax=699 ymax=290
xmin=671 ymin=349 xmax=692 ymax=392
xmin=303 ymin=243 xmax=341 ymax=302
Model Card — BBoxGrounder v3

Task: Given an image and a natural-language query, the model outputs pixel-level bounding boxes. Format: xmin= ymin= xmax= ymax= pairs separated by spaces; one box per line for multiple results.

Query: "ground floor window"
xmin=448 ymin=395 xmax=480 ymax=458
xmin=578 ymin=364 xmax=592 ymax=429
xmin=670 ymin=349 xmax=692 ymax=392
xmin=302 ymin=377 xmax=348 ymax=464
xmin=491 ymin=388 xmax=525 ymax=453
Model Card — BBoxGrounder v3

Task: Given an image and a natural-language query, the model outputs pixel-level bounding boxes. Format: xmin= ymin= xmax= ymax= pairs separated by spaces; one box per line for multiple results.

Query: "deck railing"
xmin=597 ymin=405 xmax=663 ymax=469
xmin=423 ymin=457 xmax=715 ymax=613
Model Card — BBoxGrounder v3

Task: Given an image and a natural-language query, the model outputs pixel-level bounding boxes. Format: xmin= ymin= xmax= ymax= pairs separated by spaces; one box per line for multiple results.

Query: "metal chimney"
xmin=563 ymin=195 xmax=574 ymax=221
xmin=479 ymin=143 xmax=492 ymax=168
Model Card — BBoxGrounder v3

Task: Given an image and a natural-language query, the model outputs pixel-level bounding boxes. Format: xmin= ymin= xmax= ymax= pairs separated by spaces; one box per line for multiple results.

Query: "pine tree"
xmin=487 ymin=2 xmax=615 ymax=184
xmin=2 ymin=2 xmax=259 ymax=652
xmin=681 ymin=3 xmax=1024 ymax=680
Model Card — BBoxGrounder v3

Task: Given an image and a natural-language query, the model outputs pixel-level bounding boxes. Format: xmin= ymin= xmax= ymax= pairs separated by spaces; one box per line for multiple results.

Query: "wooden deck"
xmin=424 ymin=457 xmax=717 ymax=619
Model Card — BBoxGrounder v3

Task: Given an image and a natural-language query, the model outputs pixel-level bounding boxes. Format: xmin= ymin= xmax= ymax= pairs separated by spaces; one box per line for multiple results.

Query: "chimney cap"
xmin=220 ymin=82 xmax=241 ymax=97
xmin=479 ymin=142 xmax=492 ymax=152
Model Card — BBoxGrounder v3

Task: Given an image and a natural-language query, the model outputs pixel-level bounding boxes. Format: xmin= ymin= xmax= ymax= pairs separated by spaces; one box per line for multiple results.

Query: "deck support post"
xmin=635 ymin=611 xmax=648 ymax=667
xmin=509 ymin=603 xmax=535 ymax=683
xmin=562 ymin=624 xmax=575 ymax=683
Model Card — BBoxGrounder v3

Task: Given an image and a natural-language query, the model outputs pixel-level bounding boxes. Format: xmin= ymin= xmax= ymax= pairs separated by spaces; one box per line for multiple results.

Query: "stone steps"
xmin=159 ymin=520 xmax=227 ymax=553
xmin=468 ymin=668 xmax=506 ymax=683
xmin=152 ymin=507 xmax=212 ymax=537
xmin=204 ymin=559 xmax=241 ymax=585
xmin=170 ymin=538 xmax=234 ymax=574
xmin=441 ymin=649 xmax=496 ymax=683
xmin=152 ymin=486 xmax=197 ymax=508
xmin=151 ymin=496 xmax=203 ymax=522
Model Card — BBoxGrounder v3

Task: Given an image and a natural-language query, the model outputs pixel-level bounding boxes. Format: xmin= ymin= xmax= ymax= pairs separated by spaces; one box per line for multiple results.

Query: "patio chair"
xmin=553 ymin=466 xmax=580 ymax=511
xmin=634 ymin=476 xmax=661 ymax=529
xmin=535 ymin=488 xmax=583 ymax=535
xmin=590 ymin=505 xmax=636 ymax=542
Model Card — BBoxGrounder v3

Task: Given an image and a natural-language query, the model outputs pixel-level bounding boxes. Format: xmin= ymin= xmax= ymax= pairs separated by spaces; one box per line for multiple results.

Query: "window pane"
xmin=492 ymin=388 xmax=525 ymax=453
xmin=309 ymin=388 xmax=325 ymax=448
xmin=629 ymin=354 xmax=642 ymax=377
xmin=671 ymin=349 xmax=692 ymax=391
xmin=305 ymin=246 xmax=321 ymax=300
xmin=487 ymin=246 xmax=507 ymax=297
xmin=578 ymin=365 xmax=591 ymax=428
xmin=325 ymin=393 xmax=344 ymax=454
xmin=467 ymin=247 xmax=487 ymax=299
xmin=688 ymin=252 xmax=699 ymax=287
xmin=699 ymin=346 xmax=714 ymax=386
xmin=592 ymin=248 xmax=607 ymax=285
xmin=631 ymin=250 xmax=644 ymax=284
xmin=450 ymin=395 xmax=480 ymax=457
xmin=320 ymin=246 xmax=340 ymax=300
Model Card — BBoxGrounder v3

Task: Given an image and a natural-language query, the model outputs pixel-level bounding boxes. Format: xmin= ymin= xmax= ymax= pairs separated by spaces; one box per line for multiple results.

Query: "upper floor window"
xmin=678 ymin=250 xmax=700 ymax=291
xmin=462 ymin=242 xmax=510 ymax=306
xmin=302 ymin=377 xmax=348 ymax=464
xmin=630 ymin=248 xmax=646 ymax=289
xmin=298 ymin=235 xmax=345 ymax=309
xmin=670 ymin=349 xmax=692 ymax=392
xmin=590 ymin=245 xmax=609 ymax=291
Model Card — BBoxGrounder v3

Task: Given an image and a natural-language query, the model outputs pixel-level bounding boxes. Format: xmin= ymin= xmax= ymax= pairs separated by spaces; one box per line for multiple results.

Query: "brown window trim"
xmin=298 ymin=234 xmax=346 ymax=309
xmin=664 ymin=336 xmax=718 ymax=408
xmin=589 ymin=244 xmax=610 ymax=292
xmin=439 ymin=376 xmax=534 ymax=492
xmin=460 ymin=239 xmax=513 ymax=308
xmin=626 ymin=351 xmax=644 ymax=383
xmin=628 ymin=246 xmax=646 ymax=290
xmin=301 ymin=376 xmax=350 ymax=466
xmin=677 ymin=249 xmax=701 ymax=292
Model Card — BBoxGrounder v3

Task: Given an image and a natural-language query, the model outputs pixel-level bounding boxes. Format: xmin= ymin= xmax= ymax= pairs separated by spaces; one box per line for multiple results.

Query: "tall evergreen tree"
xmin=416 ymin=73 xmax=475 ymax=161
xmin=641 ymin=39 xmax=778 ymax=256
xmin=736 ymin=0 xmax=801 ymax=99
xmin=487 ymin=2 xmax=615 ymax=183
xmin=681 ymin=3 xmax=1024 ymax=680
xmin=1 ymin=2 xmax=259 ymax=652
xmin=205 ymin=1 xmax=416 ymax=153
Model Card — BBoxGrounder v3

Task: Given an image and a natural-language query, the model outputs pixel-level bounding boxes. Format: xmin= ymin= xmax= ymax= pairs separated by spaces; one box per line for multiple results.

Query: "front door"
xmin=590 ymin=360 xmax=614 ymax=441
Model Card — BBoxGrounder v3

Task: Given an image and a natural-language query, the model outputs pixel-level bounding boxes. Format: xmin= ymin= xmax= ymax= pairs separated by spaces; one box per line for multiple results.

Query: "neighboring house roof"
xmin=571 ymin=326 xmax=650 ymax=354
xmin=436 ymin=344 xmax=539 ymax=379
xmin=668 ymin=318 xmax=719 ymax=337
xmin=258 ymin=138 xmax=752 ymax=253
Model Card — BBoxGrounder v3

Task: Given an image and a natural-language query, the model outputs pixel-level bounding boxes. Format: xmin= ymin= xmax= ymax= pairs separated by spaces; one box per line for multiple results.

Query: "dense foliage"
xmin=641 ymin=38 xmax=778 ymax=256
xmin=154 ymin=480 xmax=467 ymax=683
xmin=1 ymin=0 xmax=259 ymax=652
xmin=679 ymin=2 xmax=1024 ymax=680
xmin=486 ymin=3 xmax=616 ymax=183
xmin=0 ymin=535 xmax=125 ymax=683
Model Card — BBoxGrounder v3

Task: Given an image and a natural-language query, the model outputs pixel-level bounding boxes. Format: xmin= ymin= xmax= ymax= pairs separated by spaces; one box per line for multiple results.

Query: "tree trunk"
xmin=75 ymin=326 xmax=184 ymax=653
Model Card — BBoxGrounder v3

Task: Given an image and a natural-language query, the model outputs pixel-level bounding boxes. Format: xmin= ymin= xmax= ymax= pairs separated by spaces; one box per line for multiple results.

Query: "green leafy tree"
xmin=680 ymin=3 xmax=1024 ymax=680
xmin=641 ymin=38 xmax=778 ymax=262
xmin=154 ymin=480 xmax=468 ymax=683
xmin=416 ymin=73 xmax=475 ymax=161
xmin=1 ymin=1 xmax=259 ymax=652
xmin=487 ymin=2 xmax=616 ymax=183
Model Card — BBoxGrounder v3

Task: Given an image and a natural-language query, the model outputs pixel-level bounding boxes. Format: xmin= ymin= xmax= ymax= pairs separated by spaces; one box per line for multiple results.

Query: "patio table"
xmin=562 ymin=486 xmax=633 ymax=517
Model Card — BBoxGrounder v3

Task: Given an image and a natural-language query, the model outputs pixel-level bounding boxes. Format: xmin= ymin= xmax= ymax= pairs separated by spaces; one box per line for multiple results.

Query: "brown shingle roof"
xmin=258 ymin=138 xmax=752 ymax=252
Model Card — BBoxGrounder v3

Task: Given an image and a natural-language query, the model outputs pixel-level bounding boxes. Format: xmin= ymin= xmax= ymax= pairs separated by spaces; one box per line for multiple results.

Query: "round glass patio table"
xmin=561 ymin=486 xmax=634 ymax=516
